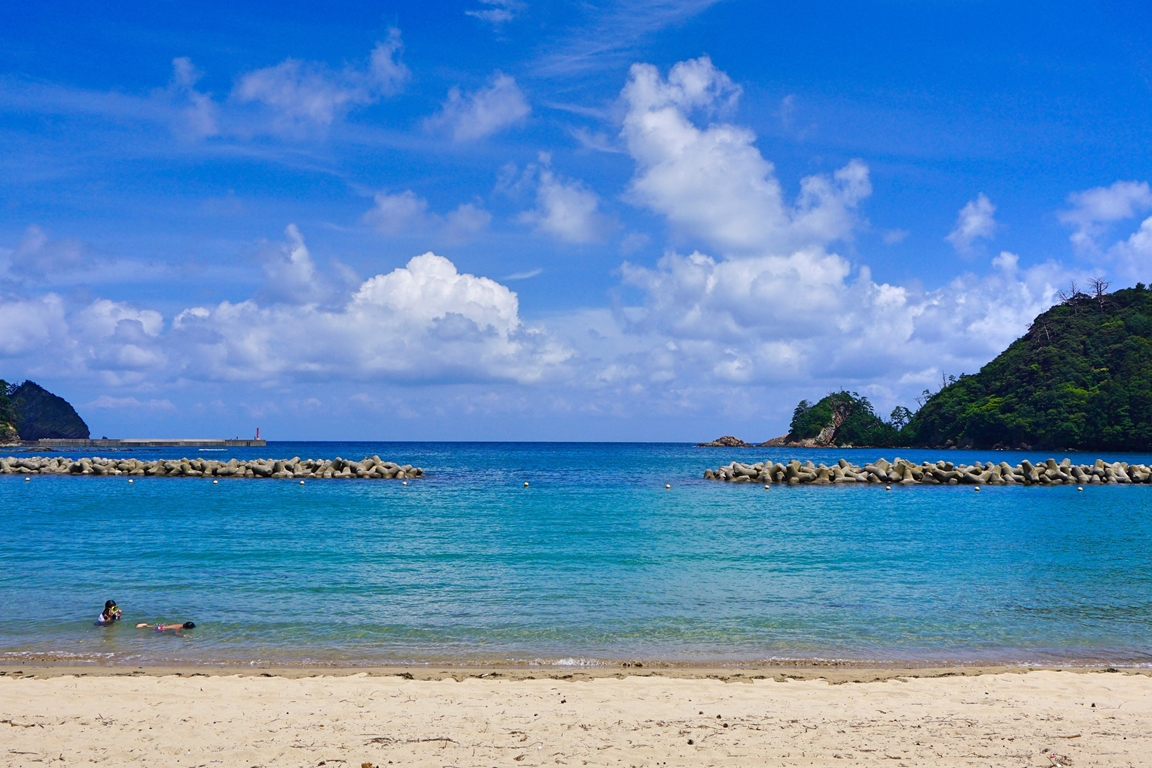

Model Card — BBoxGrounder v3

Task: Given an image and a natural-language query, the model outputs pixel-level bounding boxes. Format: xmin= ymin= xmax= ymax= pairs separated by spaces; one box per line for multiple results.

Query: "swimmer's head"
xmin=105 ymin=600 xmax=116 ymax=609
xmin=183 ymin=622 xmax=196 ymax=629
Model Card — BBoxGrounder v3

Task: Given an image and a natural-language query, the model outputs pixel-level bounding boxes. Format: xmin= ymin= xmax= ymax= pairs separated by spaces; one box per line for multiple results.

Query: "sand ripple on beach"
xmin=1 ymin=670 xmax=1148 ymax=767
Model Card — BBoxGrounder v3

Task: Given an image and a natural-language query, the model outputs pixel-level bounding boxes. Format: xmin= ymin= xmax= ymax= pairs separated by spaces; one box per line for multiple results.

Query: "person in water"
xmin=136 ymin=621 xmax=196 ymax=633
xmin=97 ymin=600 xmax=121 ymax=624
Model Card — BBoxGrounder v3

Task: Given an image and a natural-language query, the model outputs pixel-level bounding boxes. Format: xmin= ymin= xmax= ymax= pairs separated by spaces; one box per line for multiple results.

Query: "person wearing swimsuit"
xmin=136 ymin=621 xmax=196 ymax=633
xmin=97 ymin=600 xmax=122 ymax=624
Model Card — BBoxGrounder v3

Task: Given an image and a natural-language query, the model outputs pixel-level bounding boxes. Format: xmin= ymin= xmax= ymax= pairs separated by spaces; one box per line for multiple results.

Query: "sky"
xmin=1 ymin=0 xmax=1151 ymax=441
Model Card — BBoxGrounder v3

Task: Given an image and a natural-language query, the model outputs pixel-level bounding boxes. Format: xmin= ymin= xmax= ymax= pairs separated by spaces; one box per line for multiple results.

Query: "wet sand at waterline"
xmin=2 ymin=667 xmax=1149 ymax=766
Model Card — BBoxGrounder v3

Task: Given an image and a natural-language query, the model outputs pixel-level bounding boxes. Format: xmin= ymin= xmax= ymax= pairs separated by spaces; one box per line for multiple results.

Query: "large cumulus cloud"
xmin=0 ymin=234 xmax=571 ymax=392
xmin=622 ymin=57 xmax=870 ymax=255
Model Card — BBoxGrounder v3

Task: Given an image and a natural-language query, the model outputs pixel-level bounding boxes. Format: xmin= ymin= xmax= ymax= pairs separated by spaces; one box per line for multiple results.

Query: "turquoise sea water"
xmin=2 ymin=442 xmax=1151 ymax=668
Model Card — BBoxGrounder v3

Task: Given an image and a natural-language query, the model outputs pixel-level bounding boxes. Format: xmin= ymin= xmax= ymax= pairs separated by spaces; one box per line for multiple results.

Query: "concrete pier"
xmin=31 ymin=438 xmax=266 ymax=448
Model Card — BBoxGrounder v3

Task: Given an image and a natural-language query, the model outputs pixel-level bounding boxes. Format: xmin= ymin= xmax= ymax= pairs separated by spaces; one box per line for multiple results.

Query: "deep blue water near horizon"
xmin=2 ymin=441 xmax=1152 ymax=668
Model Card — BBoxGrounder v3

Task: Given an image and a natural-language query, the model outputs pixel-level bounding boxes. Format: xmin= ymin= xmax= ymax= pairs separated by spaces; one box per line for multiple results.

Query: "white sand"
xmin=1 ymin=669 xmax=1148 ymax=767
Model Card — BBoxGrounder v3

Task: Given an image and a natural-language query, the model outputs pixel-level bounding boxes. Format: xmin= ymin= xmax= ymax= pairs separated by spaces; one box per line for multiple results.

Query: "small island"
xmin=697 ymin=390 xmax=905 ymax=448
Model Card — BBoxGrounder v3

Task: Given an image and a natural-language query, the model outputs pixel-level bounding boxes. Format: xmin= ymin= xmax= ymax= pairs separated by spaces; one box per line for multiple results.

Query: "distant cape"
xmin=9 ymin=381 xmax=90 ymax=440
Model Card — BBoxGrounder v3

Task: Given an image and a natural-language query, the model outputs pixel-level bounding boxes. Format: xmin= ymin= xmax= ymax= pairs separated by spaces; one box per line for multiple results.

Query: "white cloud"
xmin=518 ymin=161 xmax=613 ymax=244
xmin=233 ymin=60 xmax=363 ymax=129
xmin=426 ymin=73 xmax=530 ymax=141
xmin=0 ymin=294 xmax=67 ymax=357
xmin=0 ymin=35 xmax=407 ymax=142
xmin=536 ymin=0 xmax=723 ymax=76
xmin=613 ymin=247 xmax=1070 ymax=404
xmin=0 ymin=225 xmax=177 ymax=289
xmin=621 ymin=57 xmax=869 ymax=255
xmin=73 ymin=300 xmax=168 ymax=374
xmin=569 ymin=127 xmax=623 ymax=154
xmin=363 ymin=192 xmax=491 ymax=241
xmin=169 ymin=57 xmax=219 ymax=138
xmin=505 ymin=268 xmax=543 ymax=280
xmin=74 ymin=299 xmax=163 ymax=340
xmin=89 ymin=396 xmax=176 ymax=411
xmin=170 ymin=252 xmax=570 ymax=384
xmin=1059 ymin=181 xmax=1152 ymax=282
xmin=363 ymin=191 xmax=430 ymax=235
xmin=945 ymin=193 xmax=996 ymax=253
xmin=354 ymin=253 xmax=519 ymax=333
xmin=4 ymin=225 xmax=84 ymax=280
xmin=445 ymin=203 xmax=493 ymax=239
xmin=233 ymin=31 xmax=409 ymax=133
xmin=367 ymin=29 xmax=410 ymax=95
xmin=0 ymin=295 xmax=167 ymax=384
xmin=466 ymin=0 xmax=524 ymax=25
xmin=1108 ymin=215 xmax=1152 ymax=282
xmin=1060 ymin=180 xmax=1152 ymax=251
xmin=260 ymin=224 xmax=331 ymax=305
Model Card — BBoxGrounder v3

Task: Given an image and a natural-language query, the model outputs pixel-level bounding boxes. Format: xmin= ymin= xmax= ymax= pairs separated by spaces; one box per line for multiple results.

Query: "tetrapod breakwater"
xmin=705 ymin=456 xmax=1152 ymax=486
xmin=0 ymin=455 xmax=422 ymax=479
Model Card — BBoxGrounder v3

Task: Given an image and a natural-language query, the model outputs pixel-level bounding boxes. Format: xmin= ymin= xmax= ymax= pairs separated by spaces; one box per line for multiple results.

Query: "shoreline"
xmin=5 ymin=662 xmax=1151 ymax=682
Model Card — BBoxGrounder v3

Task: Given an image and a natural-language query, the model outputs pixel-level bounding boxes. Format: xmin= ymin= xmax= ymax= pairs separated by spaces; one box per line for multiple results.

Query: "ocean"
xmin=2 ymin=442 xmax=1151 ymax=668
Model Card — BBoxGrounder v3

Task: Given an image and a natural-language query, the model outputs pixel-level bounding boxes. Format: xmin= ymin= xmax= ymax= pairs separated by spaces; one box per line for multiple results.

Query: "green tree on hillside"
xmin=0 ymin=380 xmax=18 ymax=442
xmin=903 ymin=283 xmax=1152 ymax=450
xmin=788 ymin=391 xmax=902 ymax=447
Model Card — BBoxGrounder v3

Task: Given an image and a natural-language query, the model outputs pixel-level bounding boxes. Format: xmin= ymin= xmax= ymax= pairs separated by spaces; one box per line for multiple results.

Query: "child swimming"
xmin=97 ymin=600 xmax=121 ymax=624
xmin=136 ymin=621 xmax=196 ymax=633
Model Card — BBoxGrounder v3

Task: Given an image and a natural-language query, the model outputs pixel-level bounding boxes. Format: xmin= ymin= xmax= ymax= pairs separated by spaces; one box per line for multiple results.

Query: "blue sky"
xmin=2 ymin=0 xmax=1151 ymax=440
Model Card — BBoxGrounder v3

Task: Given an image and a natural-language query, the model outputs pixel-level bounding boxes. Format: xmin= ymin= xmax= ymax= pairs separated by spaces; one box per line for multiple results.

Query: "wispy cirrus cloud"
xmin=169 ymin=57 xmax=219 ymax=138
xmin=232 ymin=29 xmax=410 ymax=135
xmin=536 ymin=0 xmax=725 ymax=75
xmin=0 ymin=33 xmax=411 ymax=146
xmin=0 ymin=225 xmax=176 ymax=288
xmin=466 ymin=0 xmax=526 ymax=26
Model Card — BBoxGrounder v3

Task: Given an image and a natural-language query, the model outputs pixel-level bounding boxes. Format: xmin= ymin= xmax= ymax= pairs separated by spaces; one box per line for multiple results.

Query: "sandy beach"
xmin=1 ymin=667 xmax=1148 ymax=767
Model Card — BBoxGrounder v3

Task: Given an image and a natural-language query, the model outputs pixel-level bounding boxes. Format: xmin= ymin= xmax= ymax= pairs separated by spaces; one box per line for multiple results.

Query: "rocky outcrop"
xmin=758 ymin=434 xmax=828 ymax=448
xmin=697 ymin=434 xmax=840 ymax=448
xmin=0 ymin=455 xmax=423 ymax=479
xmin=696 ymin=436 xmax=754 ymax=447
xmin=704 ymin=456 xmax=1152 ymax=486
xmin=10 ymin=381 xmax=90 ymax=440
